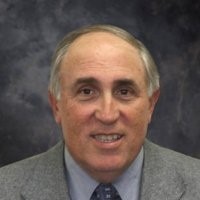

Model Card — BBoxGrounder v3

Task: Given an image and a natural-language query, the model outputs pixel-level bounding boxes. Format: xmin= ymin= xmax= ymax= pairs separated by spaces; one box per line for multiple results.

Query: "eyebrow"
xmin=72 ymin=77 xmax=140 ymax=92
xmin=113 ymin=79 xmax=140 ymax=91
xmin=113 ymin=79 xmax=136 ymax=86
xmin=73 ymin=77 xmax=99 ymax=87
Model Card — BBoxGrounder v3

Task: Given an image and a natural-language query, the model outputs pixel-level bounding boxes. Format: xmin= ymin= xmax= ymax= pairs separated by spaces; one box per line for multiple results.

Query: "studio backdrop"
xmin=0 ymin=0 xmax=200 ymax=167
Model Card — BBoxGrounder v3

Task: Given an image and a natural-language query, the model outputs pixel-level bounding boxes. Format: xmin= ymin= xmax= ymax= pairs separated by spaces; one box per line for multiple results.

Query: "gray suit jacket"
xmin=0 ymin=140 xmax=200 ymax=200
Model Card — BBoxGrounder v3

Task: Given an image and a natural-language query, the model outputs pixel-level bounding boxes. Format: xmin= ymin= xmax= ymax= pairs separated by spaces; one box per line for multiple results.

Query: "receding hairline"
xmin=49 ymin=24 xmax=160 ymax=98
xmin=60 ymin=31 xmax=143 ymax=65
xmin=62 ymin=26 xmax=141 ymax=54
xmin=60 ymin=30 xmax=150 ymax=89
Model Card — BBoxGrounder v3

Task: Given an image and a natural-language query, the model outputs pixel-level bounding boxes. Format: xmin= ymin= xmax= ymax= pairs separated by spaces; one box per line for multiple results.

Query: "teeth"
xmin=94 ymin=134 xmax=121 ymax=143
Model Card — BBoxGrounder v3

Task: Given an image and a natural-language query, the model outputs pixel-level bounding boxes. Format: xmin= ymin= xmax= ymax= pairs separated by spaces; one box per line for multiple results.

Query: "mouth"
xmin=91 ymin=134 xmax=123 ymax=143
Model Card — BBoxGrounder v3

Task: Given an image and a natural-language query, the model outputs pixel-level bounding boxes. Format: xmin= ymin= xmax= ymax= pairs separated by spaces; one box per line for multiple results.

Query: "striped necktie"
xmin=90 ymin=183 xmax=122 ymax=200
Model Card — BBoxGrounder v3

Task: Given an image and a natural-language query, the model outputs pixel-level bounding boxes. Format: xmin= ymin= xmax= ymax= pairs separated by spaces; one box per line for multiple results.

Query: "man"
xmin=0 ymin=24 xmax=200 ymax=200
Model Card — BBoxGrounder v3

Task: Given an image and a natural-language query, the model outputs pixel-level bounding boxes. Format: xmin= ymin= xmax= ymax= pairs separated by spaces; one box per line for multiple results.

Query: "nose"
xmin=95 ymin=93 xmax=120 ymax=125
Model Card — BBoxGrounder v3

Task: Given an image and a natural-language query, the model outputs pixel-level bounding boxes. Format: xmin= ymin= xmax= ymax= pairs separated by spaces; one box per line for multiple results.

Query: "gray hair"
xmin=49 ymin=24 xmax=160 ymax=99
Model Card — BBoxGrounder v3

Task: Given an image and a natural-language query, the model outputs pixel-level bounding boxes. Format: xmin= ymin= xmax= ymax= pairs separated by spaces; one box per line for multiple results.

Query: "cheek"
xmin=59 ymin=101 xmax=95 ymax=136
xmin=60 ymin=104 xmax=88 ymax=152
xmin=59 ymin=103 xmax=97 ymax=161
xmin=66 ymin=103 xmax=95 ymax=123
xmin=122 ymin=102 xmax=151 ymax=139
xmin=124 ymin=102 xmax=150 ymax=123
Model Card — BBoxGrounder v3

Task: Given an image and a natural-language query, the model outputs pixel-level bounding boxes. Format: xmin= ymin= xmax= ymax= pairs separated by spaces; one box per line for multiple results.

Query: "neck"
xmin=85 ymin=167 xmax=127 ymax=184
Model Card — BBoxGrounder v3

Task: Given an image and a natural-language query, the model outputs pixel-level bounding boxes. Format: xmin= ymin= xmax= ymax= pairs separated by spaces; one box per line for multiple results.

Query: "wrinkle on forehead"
xmin=61 ymin=32 xmax=143 ymax=68
xmin=59 ymin=32 xmax=148 ymax=89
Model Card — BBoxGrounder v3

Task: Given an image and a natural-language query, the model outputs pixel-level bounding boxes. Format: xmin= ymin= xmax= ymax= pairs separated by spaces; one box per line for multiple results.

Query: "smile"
xmin=93 ymin=134 xmax=122 ymax=143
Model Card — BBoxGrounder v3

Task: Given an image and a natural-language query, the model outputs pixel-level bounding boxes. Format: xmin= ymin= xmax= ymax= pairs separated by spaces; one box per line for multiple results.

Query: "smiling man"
xmin=1 ymin=25 xmax=200 ymax=200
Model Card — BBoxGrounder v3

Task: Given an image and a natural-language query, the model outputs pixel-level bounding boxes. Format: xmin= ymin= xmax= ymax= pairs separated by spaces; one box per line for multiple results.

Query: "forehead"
xmin=66 ymin=31 xmax=140 ymax=58
xmin=59 ymin=32 xmax=146 ymax=85
xmin=62 ymin=32 xmax=144 ymax=66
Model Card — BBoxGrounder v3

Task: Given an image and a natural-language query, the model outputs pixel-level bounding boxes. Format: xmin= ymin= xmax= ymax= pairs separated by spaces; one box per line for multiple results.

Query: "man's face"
xmin=49 ymin=32 xmax=159 ymax=183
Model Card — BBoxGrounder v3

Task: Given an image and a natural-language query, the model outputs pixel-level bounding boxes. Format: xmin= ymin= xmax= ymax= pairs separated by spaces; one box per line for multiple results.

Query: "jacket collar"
xmin=21 ymin=141 xmax=70 ymax=200
xmin=20 ymin=140 xmax=186 ymax=200
xmin=140 ymin=140 xmax=186 ymax=200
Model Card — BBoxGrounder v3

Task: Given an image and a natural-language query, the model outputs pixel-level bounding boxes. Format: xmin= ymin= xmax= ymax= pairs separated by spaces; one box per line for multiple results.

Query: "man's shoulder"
xmin=0 ymin=141 xmax=63 ymax=177
xmin=142 ymin=140 xmax=200 ymax=199
xmin=144 ymin=139 xmax=200 ymax=169
xmin=0 ymin=141 xmax=64 ymax=198
xmin=144 ymin=140 xmax=200 ymax=185
xmin=1 ymin=151 xmax=44 ymax=178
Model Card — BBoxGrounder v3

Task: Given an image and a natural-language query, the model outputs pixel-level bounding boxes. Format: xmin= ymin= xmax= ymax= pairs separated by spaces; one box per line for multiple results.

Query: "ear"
xmin=148 ymin=88 xmax=160 ymax=123
xmin=48 ymin=91 xmax=61 ymax=124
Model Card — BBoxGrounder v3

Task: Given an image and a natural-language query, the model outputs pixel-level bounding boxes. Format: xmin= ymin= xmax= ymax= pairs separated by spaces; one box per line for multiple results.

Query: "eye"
xmin=114 ymin=87 xmax=136 ymax=100
xmin=119 ymin=89 xmax=129 ymax=95
xmin=77 ymin=87 xmax=98 ymax=100
xmin=81 ymin=88 xmax=93 ymax=95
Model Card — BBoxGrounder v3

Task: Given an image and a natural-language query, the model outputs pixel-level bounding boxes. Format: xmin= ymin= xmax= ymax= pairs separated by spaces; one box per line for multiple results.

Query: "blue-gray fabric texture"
xmin=0 ymin=1 xmax=200 ymax=167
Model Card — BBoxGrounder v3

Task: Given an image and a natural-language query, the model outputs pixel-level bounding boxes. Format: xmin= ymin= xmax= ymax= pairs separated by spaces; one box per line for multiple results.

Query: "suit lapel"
xmin=21 ymin=141 xmax=70 ymax=200
xmin=140 ymin=140 xmax=186 ymax=200
xmin=19 ymin=139 xmax=187 ymax=200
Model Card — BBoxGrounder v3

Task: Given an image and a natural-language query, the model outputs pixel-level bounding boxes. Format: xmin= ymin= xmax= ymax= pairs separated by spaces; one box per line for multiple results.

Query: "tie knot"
xmin=90 ymin=183 xmax=122 ymax=200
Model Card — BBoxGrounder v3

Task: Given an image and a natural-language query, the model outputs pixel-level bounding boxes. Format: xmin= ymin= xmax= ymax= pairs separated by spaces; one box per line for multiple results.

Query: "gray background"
xmin=0 ymin=0 xmax=200 ymax=167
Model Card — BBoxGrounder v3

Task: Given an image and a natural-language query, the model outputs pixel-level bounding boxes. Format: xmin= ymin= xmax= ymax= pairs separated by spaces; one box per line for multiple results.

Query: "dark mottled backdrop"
xmin=0 ymin=0 xmax=200 ymax=167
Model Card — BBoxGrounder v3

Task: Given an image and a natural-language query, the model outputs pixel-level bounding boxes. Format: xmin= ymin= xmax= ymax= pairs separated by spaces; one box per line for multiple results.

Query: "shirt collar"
xmin=64 ymin=148 xmax=98 ymax=200
xmin=64 ymin=147 xmax=143 ymax=200
xmin=113 ymin=148 xmax=144 ymax=200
